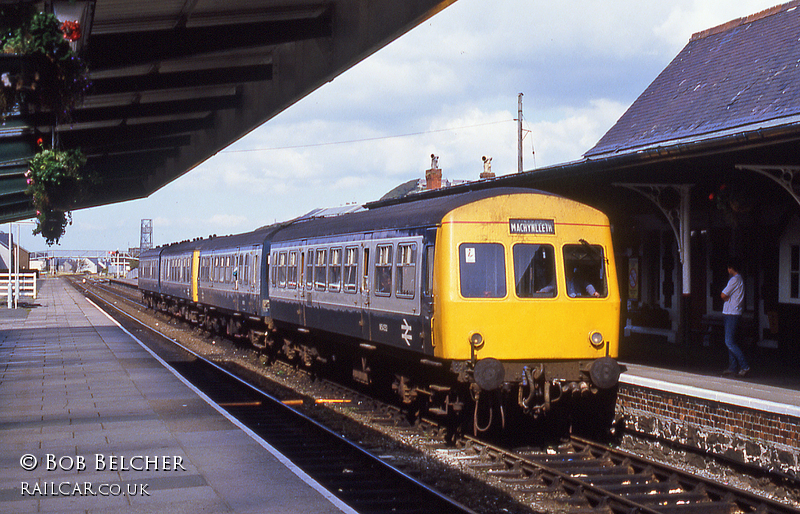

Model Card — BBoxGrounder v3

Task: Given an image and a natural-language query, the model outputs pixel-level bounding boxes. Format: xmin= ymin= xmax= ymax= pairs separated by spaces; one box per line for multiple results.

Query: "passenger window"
xmin=396 ymin=243 xmax=416 ymax=298
xmin=328 ymin=248 xmax=342 ymax=292
xmin=513 ymin=244 xmax=556 ymax=298
xmin=563 ymin=242 xmax=607 ymax=298
xmin=375 ymin=244 xmax=393 ymax=296
xmin=306 ymin=250 xmax=314 ymax=290
xmin=459 ymin=243 xmax=506 ymax=298
xmin=315 ymin=249 xmax=327 ymax=290
xmin=287 ymin=251 xmax=297 ymax=289
xmin=278 ymin=252 xmax=287 ymax=288
xmin=344 ymin=247 xmax=359 ymax=293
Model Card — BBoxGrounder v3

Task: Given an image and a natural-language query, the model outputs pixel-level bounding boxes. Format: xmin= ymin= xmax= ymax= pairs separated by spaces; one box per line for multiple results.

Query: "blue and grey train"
xmin=139 ymin=187 xmax=622 ymax=434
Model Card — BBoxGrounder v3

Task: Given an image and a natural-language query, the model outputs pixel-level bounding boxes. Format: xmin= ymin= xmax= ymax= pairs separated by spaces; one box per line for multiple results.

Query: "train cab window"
xmin=375 ymin=244 xmax=393 ymax=296
xmin=314 ymin=249 xmax=327 ymax=290
xmin=563 ymin=243 xmax=607 ymax=298
xmin=328 ymin=247 xmax=342 ymax=292
xmin=287 ymin=251 xmax=298 ymax=289
xmin=396 ymin=243 xmax=416 ymax=298
xmin=459 ymin=243 xmax=506 ymax=298
xmin=513 ymin=244 xmax=556 ymax=298
xmin=278 ymin=252 xmax=287 ymax=288
xmin=306 ymin=250 xmax=314 ymax=290
xmin=344 ymin=247 xmax=359 ymax=293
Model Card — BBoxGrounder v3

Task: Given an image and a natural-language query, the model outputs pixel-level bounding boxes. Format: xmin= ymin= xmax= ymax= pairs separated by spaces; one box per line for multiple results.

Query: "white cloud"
xmin=21 ymin=0 xmax=783 ymax=252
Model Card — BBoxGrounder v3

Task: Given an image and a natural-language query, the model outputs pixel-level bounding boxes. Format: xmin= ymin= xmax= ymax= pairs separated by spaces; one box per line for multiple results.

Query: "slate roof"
xmin=585 ymin=1 xmax=800 ymax=158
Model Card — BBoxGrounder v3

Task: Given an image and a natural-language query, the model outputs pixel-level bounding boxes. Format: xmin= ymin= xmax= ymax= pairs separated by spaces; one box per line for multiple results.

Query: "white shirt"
xmin=722 ymin=273 xmax=744 ymax=315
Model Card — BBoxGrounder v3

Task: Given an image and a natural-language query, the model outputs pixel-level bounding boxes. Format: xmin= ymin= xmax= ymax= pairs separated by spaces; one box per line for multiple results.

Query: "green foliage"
xmin=25 ymin=147 xmax=92 ymax=246
xmin=1 ymin=9 xmax=89 ymax=120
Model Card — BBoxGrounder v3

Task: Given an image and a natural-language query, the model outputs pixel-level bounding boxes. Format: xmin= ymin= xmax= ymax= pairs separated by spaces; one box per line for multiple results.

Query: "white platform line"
xmin=620 ymin=371 xmax=800 ymax=418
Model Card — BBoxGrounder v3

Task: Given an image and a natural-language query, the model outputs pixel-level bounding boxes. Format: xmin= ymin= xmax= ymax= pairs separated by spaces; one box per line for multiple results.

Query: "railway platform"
xmin=618 ymin=335 xmax=800 ymax=477
xmin=0 ymin=277 xmax=354 ymax=514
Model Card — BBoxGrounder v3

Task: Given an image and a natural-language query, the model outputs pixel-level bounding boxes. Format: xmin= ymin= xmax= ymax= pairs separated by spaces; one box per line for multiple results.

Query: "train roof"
xmin=271 ymin=187 xmax=555 ymax=242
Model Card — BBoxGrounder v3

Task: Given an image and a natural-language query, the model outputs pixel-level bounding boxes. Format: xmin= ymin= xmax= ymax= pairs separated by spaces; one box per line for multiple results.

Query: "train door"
xmin=361 ymin=241 xmax=371 ymax=340
xmin=421 ymin=229 xmax=436 ymax=353
xmin=299 ymin=242 xmax=309 ymax=326
xmin=191 ymin=249 xmax=200 ymax=302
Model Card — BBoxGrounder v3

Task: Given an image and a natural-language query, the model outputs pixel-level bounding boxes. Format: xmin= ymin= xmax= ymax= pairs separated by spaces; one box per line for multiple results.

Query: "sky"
xmin=18 ymin=0 xmax=784 ymax=253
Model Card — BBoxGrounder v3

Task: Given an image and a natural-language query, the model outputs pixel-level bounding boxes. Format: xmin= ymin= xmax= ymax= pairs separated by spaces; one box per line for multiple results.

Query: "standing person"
xmin=721 ymin=259 xmax=750 ymax=377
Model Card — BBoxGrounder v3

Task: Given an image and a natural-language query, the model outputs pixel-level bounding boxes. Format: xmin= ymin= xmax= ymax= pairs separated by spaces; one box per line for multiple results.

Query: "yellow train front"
xmin=431 ymin=191 xmax=621 ymax=435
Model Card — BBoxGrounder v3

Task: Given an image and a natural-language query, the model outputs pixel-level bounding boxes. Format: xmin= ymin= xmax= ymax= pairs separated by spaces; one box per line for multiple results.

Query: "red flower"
xmin=60 ymin=20 xmax=82 ymax=42
xmin=37 ymin=138 xmax=43 ymax=146
xmin=709 ymin=193 xmax=714 ymax=201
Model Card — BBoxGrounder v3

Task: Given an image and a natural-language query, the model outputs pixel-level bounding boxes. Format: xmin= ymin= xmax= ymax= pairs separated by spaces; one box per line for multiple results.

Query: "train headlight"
xmin=589 ymin=331 xmax=604 ymax=348
xmin=469 ymin=332 xmax=484 ymax=349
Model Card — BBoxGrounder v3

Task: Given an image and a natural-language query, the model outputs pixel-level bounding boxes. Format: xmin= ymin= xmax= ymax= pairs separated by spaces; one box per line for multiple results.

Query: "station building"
xmin=470 ymin=1 xmax=800 ymax=358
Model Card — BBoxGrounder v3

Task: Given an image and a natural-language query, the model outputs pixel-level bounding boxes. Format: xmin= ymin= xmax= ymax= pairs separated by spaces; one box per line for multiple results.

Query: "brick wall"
xmin=617 ymin=383 xmax=800 ymax=477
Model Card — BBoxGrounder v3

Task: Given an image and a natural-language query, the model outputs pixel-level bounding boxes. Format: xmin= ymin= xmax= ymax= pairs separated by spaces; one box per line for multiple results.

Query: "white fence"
xmin=0 ymin=272 xmax=38 ymax=300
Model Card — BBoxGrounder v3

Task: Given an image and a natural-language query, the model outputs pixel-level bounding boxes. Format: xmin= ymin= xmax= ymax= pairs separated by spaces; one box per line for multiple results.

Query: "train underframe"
xmin=144 ymin=292 xmax=619 ymax=439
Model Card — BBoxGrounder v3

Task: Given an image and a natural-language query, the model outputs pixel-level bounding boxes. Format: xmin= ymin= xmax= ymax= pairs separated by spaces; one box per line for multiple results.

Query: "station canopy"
xmin=0 ymin=0 xmax=456 ymax=223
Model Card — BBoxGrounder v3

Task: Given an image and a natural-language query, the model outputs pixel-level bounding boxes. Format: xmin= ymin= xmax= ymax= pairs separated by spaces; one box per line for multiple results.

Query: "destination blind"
xmin=509 ymin=218 xmax=555 ymax=235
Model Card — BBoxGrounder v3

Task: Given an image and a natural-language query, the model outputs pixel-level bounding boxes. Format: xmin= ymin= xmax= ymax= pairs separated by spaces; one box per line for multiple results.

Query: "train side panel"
xmin=196 ymin=244 xmax=262 ymax=316
xmin=269 ymin=232 xmax=431 ymax=353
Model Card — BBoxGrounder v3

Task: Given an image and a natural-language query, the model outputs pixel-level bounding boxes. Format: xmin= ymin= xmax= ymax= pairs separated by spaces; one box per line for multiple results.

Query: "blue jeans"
xmin=723 ymin=314 xmax=749 ymax=371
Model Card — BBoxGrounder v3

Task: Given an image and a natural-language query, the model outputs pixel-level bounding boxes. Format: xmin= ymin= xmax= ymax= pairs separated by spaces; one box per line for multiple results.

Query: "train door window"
xmin=423 ymin=246 xmax=435 ymax=296
xmin=253 ymin=255 xmax=259 ymax=286
xmin=563 ymin=243 xmax=607 ymax=298
xmin=225 ymin=256 xmax=232 ymax=283
xmin=287 ymin=251 xmax=298 ymax=289
xmin=344 ymin=247 xmax=359 ymax=293
xmin=314 ymin=249 xmax=327 ymax=290
xmin=396 ymin=243 xmax=416 ymax=298
xmin=362 ymin=248 xmax=370 ymax=292
xmin=513 ymin=244 xmax=556 ymax=298
xmin=374 ymin=244 xmax=393 ymax=296
xmin=243 ymin=254 xmax=249 ymax=285
xmin=270 ymin=253 xmax=276 ymax=286
xmin=278 ymin=252 xmax=287 ymax=288
xmin=328 ymin=247 xmax=342 ymax=292
xmin=306 ymin=250 xmax=314 ymax=290
xmin=459 ymin=243 xmax=506 ymax=298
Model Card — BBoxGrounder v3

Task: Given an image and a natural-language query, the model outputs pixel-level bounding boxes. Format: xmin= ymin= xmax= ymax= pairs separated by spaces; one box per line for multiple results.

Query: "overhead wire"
xmin=220 ymin=119 xmax=514 ymax=153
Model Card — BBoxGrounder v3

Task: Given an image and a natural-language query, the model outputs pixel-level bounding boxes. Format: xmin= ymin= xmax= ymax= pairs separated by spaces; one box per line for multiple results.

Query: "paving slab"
xmin=0 ymin=277 xmax=354 ymax=514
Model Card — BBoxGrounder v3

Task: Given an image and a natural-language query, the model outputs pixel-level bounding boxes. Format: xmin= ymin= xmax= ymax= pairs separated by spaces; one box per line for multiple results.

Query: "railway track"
xmin=71 ymin=277 xmax=478 ymax=514
xmin=75 ymin=276 xmax=800 ymax=514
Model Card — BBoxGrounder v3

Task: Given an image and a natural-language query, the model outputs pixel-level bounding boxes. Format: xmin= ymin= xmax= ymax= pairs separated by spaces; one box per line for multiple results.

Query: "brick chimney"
xmin=426 ymin=154 xmax=441 ymax=190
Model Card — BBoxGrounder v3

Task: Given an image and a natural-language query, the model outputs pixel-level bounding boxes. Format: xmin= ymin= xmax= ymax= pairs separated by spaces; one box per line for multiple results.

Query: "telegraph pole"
xmin=518 ymin=93 xmax=524 ymax=173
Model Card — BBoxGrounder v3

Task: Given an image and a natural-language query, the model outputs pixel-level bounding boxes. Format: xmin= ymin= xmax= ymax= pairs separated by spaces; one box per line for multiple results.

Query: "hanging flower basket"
xmin=1 ymin=8 xmax=89 ymax=121
xmin=25 ymin=143 xmax=93 ymax=245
